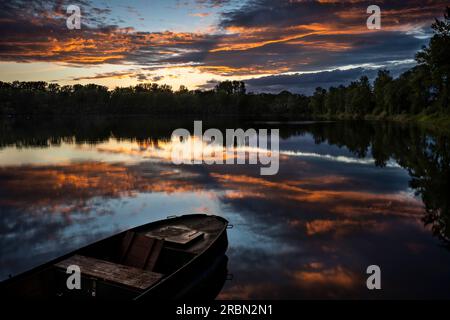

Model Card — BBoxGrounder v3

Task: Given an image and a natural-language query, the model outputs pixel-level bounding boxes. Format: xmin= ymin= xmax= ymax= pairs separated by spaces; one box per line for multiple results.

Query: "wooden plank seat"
xmin=55 ymin=254 xmax=163 ymax=290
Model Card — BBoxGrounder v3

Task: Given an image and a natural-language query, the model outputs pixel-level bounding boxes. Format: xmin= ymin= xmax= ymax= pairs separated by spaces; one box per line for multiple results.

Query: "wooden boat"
xmin=1 ymin=214 xmax=229 ymax=300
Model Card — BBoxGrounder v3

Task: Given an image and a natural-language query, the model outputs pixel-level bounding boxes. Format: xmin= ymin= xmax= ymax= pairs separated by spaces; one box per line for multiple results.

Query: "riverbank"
xmin=2 ymin=112 xmax=449 ymax=134
xmin=375 ymin=114 xmax=450 ymax=134
xmin=311 ymin=113 xmax=450 ymax=134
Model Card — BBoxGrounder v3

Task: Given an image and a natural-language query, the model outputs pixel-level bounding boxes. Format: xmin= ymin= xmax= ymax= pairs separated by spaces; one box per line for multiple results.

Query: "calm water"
xmin=0 ymin=117 xmax=449 ymax=299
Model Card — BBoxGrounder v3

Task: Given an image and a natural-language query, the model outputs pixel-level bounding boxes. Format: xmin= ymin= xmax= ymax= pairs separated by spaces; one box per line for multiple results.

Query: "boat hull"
xmin=1 ymin=214 xmax=229 ymax=300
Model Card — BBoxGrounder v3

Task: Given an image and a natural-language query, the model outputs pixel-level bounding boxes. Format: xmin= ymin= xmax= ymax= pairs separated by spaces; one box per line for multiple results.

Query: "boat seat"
xmin=54 ymin=255 xmax=163 ymax=290
xmin=118 ymin=231 xmax=164 ymax=271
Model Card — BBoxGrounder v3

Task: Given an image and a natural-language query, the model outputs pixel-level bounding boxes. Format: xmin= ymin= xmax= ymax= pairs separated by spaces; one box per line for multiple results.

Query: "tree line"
xmin=306 ymin=7 xmax=449 ymax=118
xmin=0 ymin=7 xmax=448 ymax=119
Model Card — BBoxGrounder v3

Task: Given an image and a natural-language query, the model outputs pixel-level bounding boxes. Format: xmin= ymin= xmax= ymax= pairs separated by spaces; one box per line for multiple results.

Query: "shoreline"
xmin=1 ymin=113 xmax=449 ymax=133
xmin=310 ymin=113 xmax=450 ymax=134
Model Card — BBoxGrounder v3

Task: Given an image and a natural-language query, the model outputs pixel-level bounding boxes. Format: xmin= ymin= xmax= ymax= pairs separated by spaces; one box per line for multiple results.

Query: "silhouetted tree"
xmin=416 ymin=6 xmax=450 ymax=112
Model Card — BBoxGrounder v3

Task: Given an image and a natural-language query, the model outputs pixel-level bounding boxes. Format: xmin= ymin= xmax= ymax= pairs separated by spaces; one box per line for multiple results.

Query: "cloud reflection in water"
xmin=1 ymin=124 xmax=449 ymax=298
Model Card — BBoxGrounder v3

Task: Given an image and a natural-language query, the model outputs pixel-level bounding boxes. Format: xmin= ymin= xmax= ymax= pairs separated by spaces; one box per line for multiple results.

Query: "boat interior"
xmin=3 ymin=215 xmax=228 ymax=299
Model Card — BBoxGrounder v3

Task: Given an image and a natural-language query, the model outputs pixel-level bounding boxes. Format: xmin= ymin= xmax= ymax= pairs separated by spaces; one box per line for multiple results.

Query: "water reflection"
xmin=0 ymin=118 xmax=449 ymax=298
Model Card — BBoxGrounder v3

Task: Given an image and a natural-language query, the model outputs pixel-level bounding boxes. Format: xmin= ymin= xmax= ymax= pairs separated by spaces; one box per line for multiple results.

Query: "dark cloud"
xmin=136 ymin=73 xmax=149 ymax=81
xmin=196 ymin=79 xmax=219 ymax=90
xmin=71 ymin=70 xmax=137 ymax=81
xmin=219 ymin=0 xmax=445 ymax=29
xmin=244 ymin=63 xmax=414 ymax=94
xmin=71 ymin=69 xmax=166 ymax=83
xmin=219 ymin=0 xmax=338 ymax=29
xmin=195 ymin=0 xmax=236 ymax=8
xmin=151 ymin=75 xmax=164 ymax=82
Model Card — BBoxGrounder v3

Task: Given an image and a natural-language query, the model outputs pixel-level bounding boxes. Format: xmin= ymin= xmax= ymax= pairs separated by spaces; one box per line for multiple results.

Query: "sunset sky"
xmin=0 ymin=0 xmax=447 ymax=93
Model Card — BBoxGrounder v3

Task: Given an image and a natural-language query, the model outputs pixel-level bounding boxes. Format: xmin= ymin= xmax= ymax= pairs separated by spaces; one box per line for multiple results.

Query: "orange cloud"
xmin=190 ymin=13 xmax=211 ymax=18
xmin=292 ymin=266 xmax=358 ymax=288
xmin=217 ymin=283 xmax=276 ymax=300
xmin=0 ymin=162 xmax=208 ymax=213
xmin=305 ymin=219 xmax=383 ymax=236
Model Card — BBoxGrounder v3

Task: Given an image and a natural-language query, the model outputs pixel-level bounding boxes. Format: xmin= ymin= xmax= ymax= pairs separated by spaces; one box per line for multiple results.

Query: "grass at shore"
xmin=315 ymin=112 xmax=450 ymax=134
xmin=381 ymin=113 xmax=450 ymax=134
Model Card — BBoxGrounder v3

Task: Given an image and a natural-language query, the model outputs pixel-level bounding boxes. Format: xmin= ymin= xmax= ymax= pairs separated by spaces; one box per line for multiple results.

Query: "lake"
xmin=0 ymin=117 xmax=449 ymax=299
